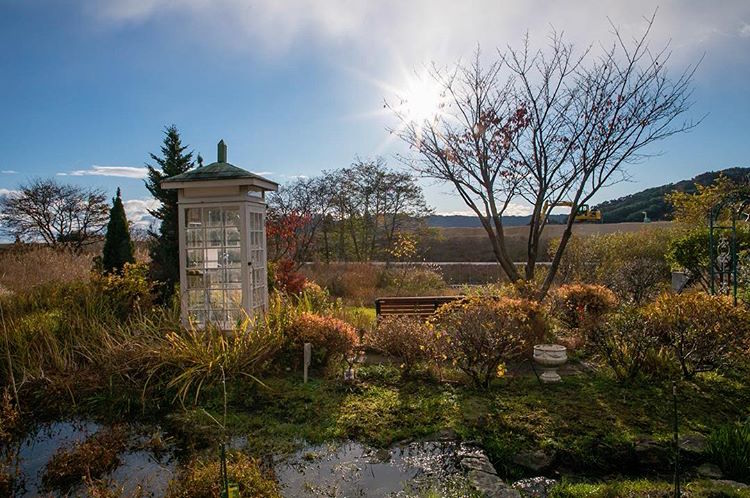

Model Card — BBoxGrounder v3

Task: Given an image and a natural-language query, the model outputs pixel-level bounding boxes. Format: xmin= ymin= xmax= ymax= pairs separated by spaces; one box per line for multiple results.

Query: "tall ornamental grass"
xmin=0 ymin=271 xmax=334 ymax=406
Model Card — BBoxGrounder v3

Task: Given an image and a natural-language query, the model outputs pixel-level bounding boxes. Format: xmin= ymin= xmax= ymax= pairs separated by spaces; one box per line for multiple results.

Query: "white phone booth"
xmin=162 ymin=140 xmax=278 ymax=329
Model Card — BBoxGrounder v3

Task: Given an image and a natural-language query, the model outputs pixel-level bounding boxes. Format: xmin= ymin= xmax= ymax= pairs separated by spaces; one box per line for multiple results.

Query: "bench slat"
xmin=375 ymin=295 xmax=465 ymax=319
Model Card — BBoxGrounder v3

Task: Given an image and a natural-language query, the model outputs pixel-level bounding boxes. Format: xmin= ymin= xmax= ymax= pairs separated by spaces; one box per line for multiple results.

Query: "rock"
xmin=468 ymin=469 xmax=522 ymax=498
xmin=512 ymin=450 xmax=556 ymax=473
xmin=634 ymin=439 xmax=670 ymax=470
xmin=696 ymin=463 xmax=723 ymax=479
xmin=512 ymin=477 xmax=558 ymax=498
xmin=679 ymin=433 xmax=708 ymax=455
xmin=711 ymin=479 xmax=749 ymax=489
xmin=460 ymin=454 xmax=498 ymax=475
xmin=432 ymin=428 xmax=459 ymax=441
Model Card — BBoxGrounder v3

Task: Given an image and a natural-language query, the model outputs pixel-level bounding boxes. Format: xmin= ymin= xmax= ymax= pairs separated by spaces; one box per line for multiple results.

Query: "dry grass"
xmin=301 ymin=262 xmax=454 ymax=305
xmin=166 ymin=451 xmax=280 ymax=498
xmin=426 ymin=221 xmax=673 ymax=262
xmin=43 ymin=426 xmax=128 ymax=492
xmin=0 ymin=246 xmax=93 ymax=293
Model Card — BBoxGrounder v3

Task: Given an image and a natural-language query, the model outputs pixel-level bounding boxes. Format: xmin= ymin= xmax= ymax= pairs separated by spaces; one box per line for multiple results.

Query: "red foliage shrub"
xmin=287 ymin=312 xmax=359 ymax=367
xmin=271 ymin=259 xmax=307 ymax=295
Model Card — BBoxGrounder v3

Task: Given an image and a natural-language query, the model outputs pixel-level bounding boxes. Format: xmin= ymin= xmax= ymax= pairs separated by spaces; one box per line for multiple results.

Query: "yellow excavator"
xmin=542 ymin=201 xmax=603 ymax=223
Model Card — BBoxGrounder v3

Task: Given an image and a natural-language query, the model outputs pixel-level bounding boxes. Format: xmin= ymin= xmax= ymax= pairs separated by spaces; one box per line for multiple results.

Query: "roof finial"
xmin=218 ymin=140 xmax=227 ymax=163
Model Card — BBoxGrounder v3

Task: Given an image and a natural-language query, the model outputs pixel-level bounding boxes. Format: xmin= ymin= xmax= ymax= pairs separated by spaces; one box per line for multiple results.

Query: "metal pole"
xmin=732 ymin=216 xmax=738 ymax=306
xmin=673 ymin=381 xmax=680 ymax=498
xmin=709 ymin=211 xmax=715 ymax=295
xmin=220 ymin=442 xmax=229 ymax=498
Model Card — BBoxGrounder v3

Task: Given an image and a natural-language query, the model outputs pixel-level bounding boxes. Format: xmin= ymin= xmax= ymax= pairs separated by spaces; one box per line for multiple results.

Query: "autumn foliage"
xmin=433 ymin=297 xmax=547 ymax=388
xmin=643 ymin=292 xmax=750 ymax=379
xmin=266 ymin=209 xmax=310 ymax=293
xmin=287 ymin=312 xmax=359 ymax=367
xmin=366 ymin=316 xmax=446 ymax=376
xmin=551 ymin=284 xmax=618 ymax=332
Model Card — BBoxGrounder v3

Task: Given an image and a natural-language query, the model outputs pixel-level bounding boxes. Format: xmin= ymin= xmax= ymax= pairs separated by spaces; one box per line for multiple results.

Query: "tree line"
xmin=267 ymin=157 xmax=432 ymax=265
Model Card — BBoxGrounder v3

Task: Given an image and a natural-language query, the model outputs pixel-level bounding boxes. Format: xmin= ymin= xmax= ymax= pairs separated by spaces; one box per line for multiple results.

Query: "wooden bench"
xmin=374 ymin=295 xmax=465 ymax=320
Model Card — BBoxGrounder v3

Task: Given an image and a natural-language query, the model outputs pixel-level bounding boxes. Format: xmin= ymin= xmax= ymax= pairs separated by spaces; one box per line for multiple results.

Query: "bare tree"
xmin=268 ymin=159 xmax=432 ymax=263
xmin=0 ymin=178 xmax=109 ymax=253
xmin=267 ymin=176 xmax=335 ymax=264
xmin=390 ymin=15 xmax=698 ymax=298
xmin=326 ymin=158 xmax=432 ymax=261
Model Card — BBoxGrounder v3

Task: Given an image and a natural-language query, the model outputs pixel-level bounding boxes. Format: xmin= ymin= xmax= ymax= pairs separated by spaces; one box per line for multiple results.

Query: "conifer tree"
xmin=102 ymin=187 xmax=135 ymax=273
xmin=145 ymin=125 xmax=194 ymax=299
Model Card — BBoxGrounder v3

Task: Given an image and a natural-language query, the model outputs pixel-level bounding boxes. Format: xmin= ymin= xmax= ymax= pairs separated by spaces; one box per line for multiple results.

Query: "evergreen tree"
xmin=145 ymin=125 xmax=194 ymax=300
xmin=102 ymin=187 xmax=135 ymax=273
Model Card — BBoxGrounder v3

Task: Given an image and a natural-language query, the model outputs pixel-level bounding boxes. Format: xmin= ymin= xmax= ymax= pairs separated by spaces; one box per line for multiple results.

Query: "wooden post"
xmin=303 ymin=342 xmax=311 ymax=383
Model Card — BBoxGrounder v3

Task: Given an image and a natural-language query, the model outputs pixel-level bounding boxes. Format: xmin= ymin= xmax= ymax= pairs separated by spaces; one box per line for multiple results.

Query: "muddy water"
xmin=275 ymin=440 xmax=475 ymax=497
xmin=3 ymin=420 xmax=176 ymax=497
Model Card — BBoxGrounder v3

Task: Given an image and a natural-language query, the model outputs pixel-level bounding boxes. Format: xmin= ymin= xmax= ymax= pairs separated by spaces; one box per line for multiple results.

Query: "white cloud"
xmin=740 ymin=23 xmax=750 ymax=37
xmin=58 ymin=165 xmax=147 ymax=179
xmin=0 ymin=188 xmax=19 ymax=197
xmin=123 ymin=198 xmax=160 ymax=229
xmin=252 ymin=171 xmax=274 ymax=176
xmin=1 ymin=170 xmax=17 ymax=174
xmin=86 ymin=0 xmax=750 ymax=71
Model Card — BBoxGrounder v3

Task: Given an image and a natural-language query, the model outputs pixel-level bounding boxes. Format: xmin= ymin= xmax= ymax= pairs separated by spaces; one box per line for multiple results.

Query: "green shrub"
xmin=667 ymin=227 xmax=750 ymax=295
xmin=365 ymin=315 xmax=446 ymax=376
xmin=95 ymin=261 xmax=153 ymax=318
xmin=707 ymin=419 xmax=750 ymax=483
xmin=587 ymin=307 xmax=667 ymax=383
xmin=378 ymin=264 xmax=446 ymax=296
xmin=294 ymin=281 xmax=336 ymax=314
xmin=433 ymin=296 xmax=547 ymax=388
xmin=335 ymin=306 xmax=376 ymax=333
xmin=552 ymin=229 xmax=673 ymax=301
xmin=644 ymin=292 xmax=750 ymax=379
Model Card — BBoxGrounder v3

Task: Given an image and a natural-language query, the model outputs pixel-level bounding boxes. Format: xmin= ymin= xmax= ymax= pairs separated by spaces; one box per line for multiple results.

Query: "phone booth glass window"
xmin=185 ymin=206 xmax=243 ymax=328
xmin=247 ymin=208 xmax=267 ymax=314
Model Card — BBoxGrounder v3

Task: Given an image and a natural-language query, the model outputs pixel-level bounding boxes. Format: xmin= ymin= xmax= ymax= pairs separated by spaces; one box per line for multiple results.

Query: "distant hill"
xmin=593 ymin=167 xmax=749 ymax=223
xmin=427 ymin=167 xmax=749 ymax=227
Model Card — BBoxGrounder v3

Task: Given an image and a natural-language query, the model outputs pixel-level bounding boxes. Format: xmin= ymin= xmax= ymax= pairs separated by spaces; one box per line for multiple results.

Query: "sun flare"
xmin=394 ymin=74 xmax=446 ymax=125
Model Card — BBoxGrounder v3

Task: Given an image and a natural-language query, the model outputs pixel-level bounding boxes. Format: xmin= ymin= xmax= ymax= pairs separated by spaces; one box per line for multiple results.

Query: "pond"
xmin=3 ymin=420 xmax=479 ymax=497
xmin=275 ymin=440 xmax=477 ymax=497
xmin=3 ymin=419 xmax=177 ymax=497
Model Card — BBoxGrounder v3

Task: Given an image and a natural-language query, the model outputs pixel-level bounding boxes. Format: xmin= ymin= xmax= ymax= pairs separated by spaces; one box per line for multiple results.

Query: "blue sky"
xmin=1 ymin=0 xmax=749 ymax=226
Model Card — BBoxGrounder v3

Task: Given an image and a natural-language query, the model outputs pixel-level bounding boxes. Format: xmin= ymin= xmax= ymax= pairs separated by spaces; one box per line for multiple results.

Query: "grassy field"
xmin=425 ymin=221 xmax=673 ymax=262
